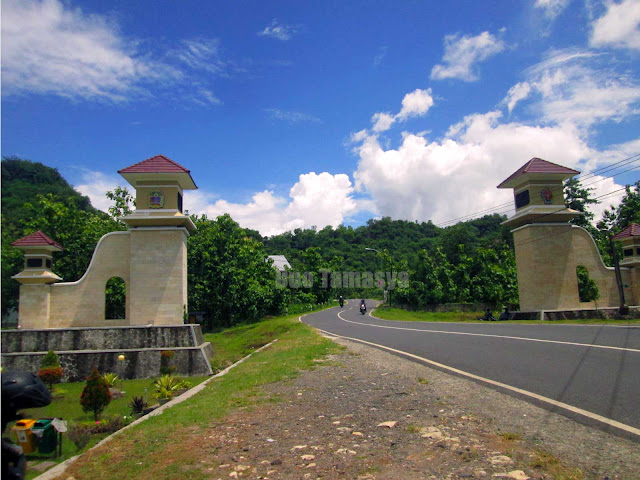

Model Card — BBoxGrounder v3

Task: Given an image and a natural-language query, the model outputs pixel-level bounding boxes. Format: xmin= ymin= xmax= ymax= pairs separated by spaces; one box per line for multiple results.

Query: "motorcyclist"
xmin=360 ymin=299 xmax=366 ymax=314
xmin=339 ymin=296 xmax=344 ymax=307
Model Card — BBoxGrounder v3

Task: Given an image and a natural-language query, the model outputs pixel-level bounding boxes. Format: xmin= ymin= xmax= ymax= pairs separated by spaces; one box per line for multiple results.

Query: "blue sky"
xmin=2 ymin=0 xmax=639 ymax=236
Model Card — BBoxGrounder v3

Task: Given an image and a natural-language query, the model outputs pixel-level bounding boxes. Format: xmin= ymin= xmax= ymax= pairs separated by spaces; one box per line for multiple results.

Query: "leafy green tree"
xmin=564 ymin=177 xmax=598 ymax=229
xmin=188 ymin=214 xmax=286 ymax=329
xmin=576 ymin=265 xmax=599 ymax=303
xmin=80 ymin=368 xmax=112 ymax=421
xmin=106 ymin=186 xmax=135 ymax=220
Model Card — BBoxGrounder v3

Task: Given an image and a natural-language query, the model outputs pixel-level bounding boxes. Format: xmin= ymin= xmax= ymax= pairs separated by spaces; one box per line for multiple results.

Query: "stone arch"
xmin=105 ymin=276 xmax=127 ymax=319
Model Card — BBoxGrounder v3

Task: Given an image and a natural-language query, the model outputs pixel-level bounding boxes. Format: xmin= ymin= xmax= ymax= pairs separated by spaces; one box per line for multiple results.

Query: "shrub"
xmin=91 ymin=414 xmax=131 ymax=434
xmin=38 ymin=350 xmax=63 ymax=391
xmin=67 ymin=422 xmax=93 ymax=451
xmin=160 ymin=350 xmax=176 ymax=375
xmin=80 ymin=368 xmax=112 ymax=421
xmin=102 ymin=373 xmax=120 ymax=388
xmin=128 ymin=396 xmax=148 ymax=416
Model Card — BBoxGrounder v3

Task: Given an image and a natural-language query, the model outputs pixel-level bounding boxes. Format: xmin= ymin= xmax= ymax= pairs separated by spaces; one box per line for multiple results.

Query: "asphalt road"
xmin=302 ymin=300 xmax=640 ymax=436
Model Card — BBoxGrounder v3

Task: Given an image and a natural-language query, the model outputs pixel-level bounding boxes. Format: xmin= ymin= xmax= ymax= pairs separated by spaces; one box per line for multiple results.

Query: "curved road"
xmin=303 ymin=300 xmax=640 ymax=438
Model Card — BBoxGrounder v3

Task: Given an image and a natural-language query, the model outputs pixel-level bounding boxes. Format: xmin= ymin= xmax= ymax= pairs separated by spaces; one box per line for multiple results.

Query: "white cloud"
xmin=591 ymin=0 xmax=640 ymax=50
xmin=258 ymin=19 xmax=298 ymax=41
xmin=266 ymin=108 xmax=322 ymax=124
xmin=369 ymin=89 xmax=434 ymax=133
xmin=373 ymin=46 xmax=388 ymax=67
xmin=397 ymin=89 xmax=435 ymax=120
xmin=197 ymin=172 xmax=361 ymax=236
xmin=1 ymin=0 xmax=176 ymax=101
xmin=504 ymin=82 xmax=532 ymax=113
xmin=352 ymin=111 xmax=594 ymax=224
xmin=585 ymin=175 xmax=627 ymax=221
xmin=171 ymin=38 xmax=229 ymax=76
xmin=74 ymin=172 xmax=125 ymax=212
xmin=430 ymin=31 xmax=505 ymax=82
xmin=509 ymin=49 xmax=640 ymax=127
xmin=535 ymin=0 xmax=571 ymax=18
xmin=371 ymin=113 xmax=395 ymax=133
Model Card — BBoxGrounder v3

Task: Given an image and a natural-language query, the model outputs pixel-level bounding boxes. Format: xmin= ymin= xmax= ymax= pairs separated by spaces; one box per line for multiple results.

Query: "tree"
xmin=106 ymin=186 xmax=135 ymax=220
xmin=576 ymin=265 xmax=599 ymax=303
xmin=38 ymin=350 xmax=63 ymax=392
xmin=188 ymin=214 xmax=286 ymax=329
xmin=80 ymin=368 xmax=112 ymax=420
xmin=564 ymin=177 xmax=598 ymax=229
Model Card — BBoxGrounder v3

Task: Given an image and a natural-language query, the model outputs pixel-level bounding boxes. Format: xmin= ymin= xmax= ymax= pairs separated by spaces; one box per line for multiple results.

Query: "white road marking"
xmin=318 ymin=328 xmax=640 ymax=438
xmin=336 ymin=311 xmax=640 ymax=353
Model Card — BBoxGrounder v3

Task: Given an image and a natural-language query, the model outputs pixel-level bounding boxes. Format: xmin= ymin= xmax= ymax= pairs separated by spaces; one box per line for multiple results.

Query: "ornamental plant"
xmin=38 ymin=350 xmax=63 ymax=391
xmin=102 ymin=372 xmax=120 ymax=388
xmin=159 ymin=350 xmax=176 ymax=375
xmin=80 ymin=368 xmax=112 ymax=421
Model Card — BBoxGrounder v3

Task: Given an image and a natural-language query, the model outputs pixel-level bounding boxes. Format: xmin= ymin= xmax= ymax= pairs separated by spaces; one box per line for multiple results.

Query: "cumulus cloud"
xmin=369 ymin=89 xmax=434 ymax=133
xmin=371 ymin=113 xmax=395 ymax=133
xmin=258 ymin=19 xmax=299 ymax=41
xmin=430 ymin=31 xmax=505 ymax=82
xmin=197 ymin=172 xmax=360 ymax=237
xmin=74 ymin=171 xmax=124 ymax=212
xmin=534 ymin=0 xmax=571 ymax=18
xmin=352 ymin=110 xmax=596 ymax=224
xmin=591 ymin=0 xmax=640 ymax=50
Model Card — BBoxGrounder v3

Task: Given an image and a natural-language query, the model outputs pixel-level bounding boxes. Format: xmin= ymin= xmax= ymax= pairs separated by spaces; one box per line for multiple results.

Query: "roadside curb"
xmin=34 ymin=339 xmax=279 ymax=480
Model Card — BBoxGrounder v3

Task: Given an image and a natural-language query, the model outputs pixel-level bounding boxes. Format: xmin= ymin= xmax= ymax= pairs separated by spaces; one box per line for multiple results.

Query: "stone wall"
xmin=1 ymin=325 xmax=213 ymax=381
xmin=513 ymin=224 xmax=634 ymax=311
xmin=48 ymin=231 xmax=131 ymax=328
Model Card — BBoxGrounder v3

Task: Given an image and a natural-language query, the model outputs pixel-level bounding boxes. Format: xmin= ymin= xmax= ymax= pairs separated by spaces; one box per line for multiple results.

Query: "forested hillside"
xmin=2 ymin=157 xmax=638 ymax=329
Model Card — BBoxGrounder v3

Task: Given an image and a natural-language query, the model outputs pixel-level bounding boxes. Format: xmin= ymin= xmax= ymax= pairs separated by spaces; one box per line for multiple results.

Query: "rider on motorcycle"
xmin=339 ymin=296 xmax=344 ymax=307
xmin=359 ymin=299 xmax=366 ymax=314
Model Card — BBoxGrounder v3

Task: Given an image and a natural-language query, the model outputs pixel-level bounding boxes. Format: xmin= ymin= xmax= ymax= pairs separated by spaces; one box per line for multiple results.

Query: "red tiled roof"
xmin=612 ymin=223 xmax=640 ymax=240
xmin=12 ymin=231 xmax=63 ymax=250
xmin=118 ymin=155 xmax=190 ymax=174
xmin=498 ymin=158 xmax=580 ymax=188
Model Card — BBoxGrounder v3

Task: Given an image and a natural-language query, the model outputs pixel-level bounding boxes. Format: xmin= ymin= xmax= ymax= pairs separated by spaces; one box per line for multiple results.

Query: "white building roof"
xmin=267 ymin=255 xmax=291 ymax=272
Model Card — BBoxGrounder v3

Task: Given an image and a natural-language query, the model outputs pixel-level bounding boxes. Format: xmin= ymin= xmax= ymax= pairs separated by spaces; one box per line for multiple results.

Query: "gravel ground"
xmin=201 ymin=335 xmax=640 ymax=480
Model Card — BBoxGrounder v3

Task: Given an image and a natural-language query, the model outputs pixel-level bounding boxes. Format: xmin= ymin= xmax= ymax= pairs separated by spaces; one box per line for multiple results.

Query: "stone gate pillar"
xmin=118 ymin=155 xmax=198 ymax=325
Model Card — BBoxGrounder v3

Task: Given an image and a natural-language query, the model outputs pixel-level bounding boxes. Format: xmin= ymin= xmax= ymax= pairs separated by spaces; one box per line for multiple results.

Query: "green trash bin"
xmin=32 ymin=419 xmax=57 ymax=454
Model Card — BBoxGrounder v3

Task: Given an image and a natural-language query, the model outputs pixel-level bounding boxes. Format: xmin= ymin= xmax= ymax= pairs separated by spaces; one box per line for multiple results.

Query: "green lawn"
xmin=374 ymin=306 xmax=640 ymax=325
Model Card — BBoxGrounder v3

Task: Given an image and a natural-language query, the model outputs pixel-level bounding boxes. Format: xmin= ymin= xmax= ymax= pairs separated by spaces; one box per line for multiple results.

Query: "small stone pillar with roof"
xmin=612 ymin=223 xmax=640 ymax=305
xmin=11 ymin=231 xmax=64 ymax=329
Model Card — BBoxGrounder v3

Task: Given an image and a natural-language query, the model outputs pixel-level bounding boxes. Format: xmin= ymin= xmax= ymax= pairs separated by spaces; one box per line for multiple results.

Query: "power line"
xmin=435 ymin=154 xmax=639 ymax=227
xmin=512 ymin=186 xmax=630 ymax=248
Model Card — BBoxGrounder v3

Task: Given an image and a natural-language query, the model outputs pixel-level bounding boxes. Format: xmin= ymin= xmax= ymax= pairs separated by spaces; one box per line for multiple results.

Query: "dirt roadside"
xmin=184 ymin=335 xmax=639 ymax=480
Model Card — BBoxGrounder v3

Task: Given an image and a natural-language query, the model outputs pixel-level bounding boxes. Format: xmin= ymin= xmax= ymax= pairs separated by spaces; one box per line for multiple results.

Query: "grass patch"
xmin=530 ymin=450 xmax=584 ymax=480
xmin=417 ymin=377 xmax=429 ymax=385
xmin=374 ymin=306 xmax=640 ymax=325
xmin=205 ymin=308 xmax=333 ymax=373
xmin=56 ymin=314 xmax=342 ymax=480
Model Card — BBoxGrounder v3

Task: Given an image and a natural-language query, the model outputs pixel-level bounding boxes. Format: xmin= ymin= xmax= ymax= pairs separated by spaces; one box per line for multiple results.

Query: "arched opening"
xmin=105 ymin=277 xmax=126 ymax=319
xmin=576 ymin=265 xmax=599 ymax=303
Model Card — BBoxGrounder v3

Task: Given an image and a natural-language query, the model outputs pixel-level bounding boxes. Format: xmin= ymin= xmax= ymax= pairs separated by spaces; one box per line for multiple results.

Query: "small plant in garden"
xmin=80 ymin=368 xmax=112 ymax=420
xmin=38 ymin=350 xmax=63 ymax=391
xmin=160 ymin=350 xmax=176 ymax=375
xmin=102 ymin=372 xmax=120 ymax=388
xmin=128 ymin=396 xmax=148 ymax=416
xmin=67 ymin=422 xmax=93 ymax=451
xmin=153 ymin=374 xmax=191 ymax=401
